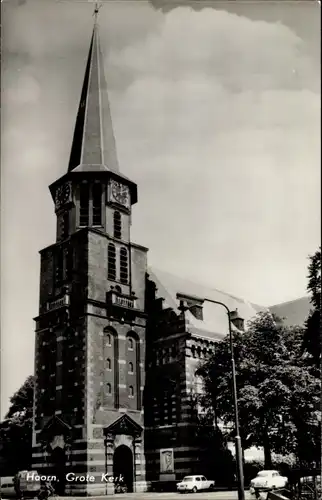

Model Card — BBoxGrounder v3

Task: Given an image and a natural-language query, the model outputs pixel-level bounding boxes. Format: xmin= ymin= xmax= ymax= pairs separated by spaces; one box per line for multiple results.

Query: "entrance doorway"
xmin=50 ymin=447 xmax=66 ymax=495
xmin=113 ymin=445 xmax=134 ymax=493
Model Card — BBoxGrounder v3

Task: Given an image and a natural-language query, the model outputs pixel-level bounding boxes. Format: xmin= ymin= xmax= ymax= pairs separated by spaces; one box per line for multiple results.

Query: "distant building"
xmin=269 ymin=297 xmax=311 ymax=327
xmin=31 ymin=15 xmax=311 ymax=496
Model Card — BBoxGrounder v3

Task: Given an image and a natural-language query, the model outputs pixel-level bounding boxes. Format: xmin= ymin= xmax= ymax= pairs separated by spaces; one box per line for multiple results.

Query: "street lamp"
xmin=182 ymin=298 xmax=245 ymax=500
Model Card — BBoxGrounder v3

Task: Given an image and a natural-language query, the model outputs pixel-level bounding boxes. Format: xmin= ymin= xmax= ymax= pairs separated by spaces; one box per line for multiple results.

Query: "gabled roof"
xmin=39 ymin=415 xmax=71 ymax=439
xmin=148 ymin=267 xmax=266 ymax=340
xmin=104 ymin=413 xmax=142 ymax=437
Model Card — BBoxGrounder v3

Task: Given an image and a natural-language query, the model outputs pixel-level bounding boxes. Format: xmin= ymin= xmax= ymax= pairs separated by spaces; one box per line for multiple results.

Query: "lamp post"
xmin=183 ymin=298 xmax=245 ymax=500
xmin=133 ymin=437 xmax=137 ymax=493
xmin=104 ymin=436 xmax=108 ymax=495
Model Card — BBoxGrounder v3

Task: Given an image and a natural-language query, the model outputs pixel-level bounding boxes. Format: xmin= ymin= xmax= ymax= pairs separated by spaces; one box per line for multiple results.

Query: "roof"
xmin=67 ymin=20 xmax=120 ymax=173
xmin=268 ymin=296 xmax=311 ymax=326
xmin=148 ymin=267 xmax=266 ymax=340
xmin=148 ymin=267 xmax=310 ymax=340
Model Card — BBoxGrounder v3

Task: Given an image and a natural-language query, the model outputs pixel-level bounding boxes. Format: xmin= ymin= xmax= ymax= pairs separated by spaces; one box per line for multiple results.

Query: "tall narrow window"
xmin=65 ymin=246 xmax=73 ymax=281
xmin=62 ymin=212 xmax=69 ymax=240
xmin=159 ymin=397 xmax=165 ymax=425
xmin=79 ymin=184 xmax=89 ymax=227
xmin=57 ymin=215 xmax=64 ymax=241
xmin=114 ymin=211 xmax=122 ymax=239
xmin=106 ymin=383 xmax=112 ymax=395
xmin=128 ymin=338 xmax=134 ymax=351
xmin=176 ymin=397 xmax=181 ymax=423
xmin=108 ymin=244 xmax=116 ymax=281
xmin=120 ymin=247 xmax=128 ymax=284
xmin=106 ymin=358 xmax=111 ymax=370
xmin=92 ymin=183 xmax=102 ymax=226
xmin=55 ymin=247 xmax=64 ymax=283
xmin=129 ymin=385 xmax=134 ymax=398
xmin=128 ymin=362 xmax=134 ymax=374
xmin=167 ymin=393 xmax=173 ymax=425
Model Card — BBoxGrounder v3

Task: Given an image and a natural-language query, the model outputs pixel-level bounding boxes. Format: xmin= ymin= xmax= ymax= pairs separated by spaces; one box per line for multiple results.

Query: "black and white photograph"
xmin=0 ymin=0 xmax=321 ymax=499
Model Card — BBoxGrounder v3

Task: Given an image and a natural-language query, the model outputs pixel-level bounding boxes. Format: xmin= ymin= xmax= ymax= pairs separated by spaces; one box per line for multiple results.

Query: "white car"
xmin=250 ymin=470 xmax=288 ymax=493
xmin=177 ymin=475 xmax=215 ymax=493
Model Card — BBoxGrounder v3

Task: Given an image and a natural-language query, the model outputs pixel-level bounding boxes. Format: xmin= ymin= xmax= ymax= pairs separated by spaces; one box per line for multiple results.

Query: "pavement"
xmin=2 ymin=493 xmax=253 ymax=500
xmin=57 ymin=491 xmax=252 ymax=500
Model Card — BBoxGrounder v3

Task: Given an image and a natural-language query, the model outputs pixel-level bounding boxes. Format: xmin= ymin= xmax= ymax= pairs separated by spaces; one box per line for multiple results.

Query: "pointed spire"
xmin=68 ymin=10 xmax=120 ymax=173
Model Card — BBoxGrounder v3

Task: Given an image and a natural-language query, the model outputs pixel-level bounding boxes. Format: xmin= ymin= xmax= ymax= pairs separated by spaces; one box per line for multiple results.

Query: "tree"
xmin=5 ymin=375 xmax=35 ymax=419
xmin=200 ymin=312 xmax=321 ymax=468
xmin=0 ymin=375 xmax=35 ymax=474
xmin=303 ymin=247 xmax=321 ymax=366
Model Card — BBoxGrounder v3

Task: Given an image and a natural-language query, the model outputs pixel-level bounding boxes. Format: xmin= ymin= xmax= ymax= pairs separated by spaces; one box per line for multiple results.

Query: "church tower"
xmin=32 ymin=12 xmax=148 ymax=495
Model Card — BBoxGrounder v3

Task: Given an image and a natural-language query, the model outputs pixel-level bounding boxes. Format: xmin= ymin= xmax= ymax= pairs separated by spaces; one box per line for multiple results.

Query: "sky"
xmin=0 ymin=0 xmax=320 ymax=418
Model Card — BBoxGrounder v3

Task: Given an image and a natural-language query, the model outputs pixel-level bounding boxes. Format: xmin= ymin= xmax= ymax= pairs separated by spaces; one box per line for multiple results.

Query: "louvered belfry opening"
xmin=108 ymin=243 xmax=116 ymax=280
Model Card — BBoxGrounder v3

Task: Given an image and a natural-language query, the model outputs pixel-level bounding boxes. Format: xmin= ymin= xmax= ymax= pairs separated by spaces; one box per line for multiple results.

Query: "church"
xmin=31 ymin=14 xmax=311 ymax=496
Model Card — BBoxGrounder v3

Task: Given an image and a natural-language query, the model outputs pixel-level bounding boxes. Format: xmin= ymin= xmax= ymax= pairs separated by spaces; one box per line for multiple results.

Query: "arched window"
xmin=195 ymin=375 xmax=204 ymax=395
xmin=113 ymin=211 xmax=122 ymax=239
xmin=102 ymin=329 xmax=119 ymax=408
xmin=92 ymin=183 xmax=102 ymax=226
xmin=79 ymin=183 xmax=89 ymax=226
xmin=126 ymin=332 xmax=139 ymax=409
xmin=108 ymin=244 xmax=116 ymax=281
xmin=120 ymin=247 xmax=128 ymax=284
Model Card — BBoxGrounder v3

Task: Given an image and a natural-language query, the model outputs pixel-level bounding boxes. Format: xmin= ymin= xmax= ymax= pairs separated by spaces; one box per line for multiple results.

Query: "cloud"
xmin=4 ymin=71 xmax=40 ymax=104
xmin=105 ymin=6 xmax=320 ymax=298
xmin=2 ymin=0 xmax=163 ymax=59
xmin=110 ymin=7 xmax=317 ymax=90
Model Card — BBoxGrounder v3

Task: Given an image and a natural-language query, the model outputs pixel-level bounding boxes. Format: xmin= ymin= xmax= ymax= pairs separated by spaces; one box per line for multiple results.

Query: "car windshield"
xmin=183 ymin=477 xmax=194 ymax=482
xmin=257 ymin=471 xmax=276 ymax=477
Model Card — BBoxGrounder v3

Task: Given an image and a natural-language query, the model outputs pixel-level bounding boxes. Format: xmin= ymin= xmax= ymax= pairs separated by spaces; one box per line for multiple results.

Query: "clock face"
xmin=55 ymin=183 xmax=71 ymax=208
xmin=110 ymin=181 xmax=130 ymax=208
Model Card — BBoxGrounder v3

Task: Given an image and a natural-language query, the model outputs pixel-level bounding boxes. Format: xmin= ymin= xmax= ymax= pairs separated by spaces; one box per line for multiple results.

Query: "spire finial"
xmin=93 ymin=2 xmax=102 ymax=23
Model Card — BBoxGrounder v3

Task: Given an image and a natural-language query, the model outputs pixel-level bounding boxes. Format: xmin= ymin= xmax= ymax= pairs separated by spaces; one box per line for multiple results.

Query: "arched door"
xmin=50 ymin=447 xmax=66 ymax=495
xmin=113 ymin=445 xmax=133 ymax=493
